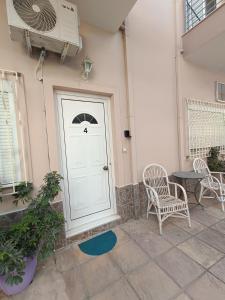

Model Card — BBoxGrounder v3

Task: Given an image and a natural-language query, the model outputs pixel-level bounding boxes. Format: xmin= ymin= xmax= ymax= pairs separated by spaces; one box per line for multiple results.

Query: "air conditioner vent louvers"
xmin=7 ymin=0 xmax=82 ymax=60
xmin=13 ymin=0 xmax=57 ymax=32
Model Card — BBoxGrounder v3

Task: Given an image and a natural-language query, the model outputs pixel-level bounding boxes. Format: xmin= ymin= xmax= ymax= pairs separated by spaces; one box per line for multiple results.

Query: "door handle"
xmin=103 ymin=166 xmax=109 ymax=171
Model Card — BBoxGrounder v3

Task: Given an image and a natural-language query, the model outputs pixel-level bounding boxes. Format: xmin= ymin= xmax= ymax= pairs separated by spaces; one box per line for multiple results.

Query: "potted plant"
xmin=0 ymin=172 xmax=64 ymax=296
xmin=207 ymin=147 xmax=225 ymax=172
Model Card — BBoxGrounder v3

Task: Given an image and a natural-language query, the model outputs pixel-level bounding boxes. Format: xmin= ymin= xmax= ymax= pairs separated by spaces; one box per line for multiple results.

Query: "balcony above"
xmin=69 ymin=0 xmax=137 ymax=32
xmin=182 ymin=1 xmax=225 ymax=72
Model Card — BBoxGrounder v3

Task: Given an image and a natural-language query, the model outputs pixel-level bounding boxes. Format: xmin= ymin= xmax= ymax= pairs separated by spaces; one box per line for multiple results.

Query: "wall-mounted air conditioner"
xmin=6 ymin=0 xmax=82 ymax=62
xmin=215 ymin=81 xmax=225 ymax=103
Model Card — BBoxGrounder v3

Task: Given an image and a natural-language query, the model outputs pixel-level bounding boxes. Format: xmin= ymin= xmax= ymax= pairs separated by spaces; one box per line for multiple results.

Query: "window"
xmin=205 ymin=0 xmax=216 ymax=15
xmin=216 ymin=81 xmax=225 ymax=102
xmin=0 ymin=79 xmax=21 ymax=186
xmin=186 ymin=0 xmax=204 ymax=30
xmin=185 ymin=0 xmax=217 ymax=31
xmin=187 ymin=99 xmax=225 ymax=158
xmin=72 ymin=113 xmax=98 ymax=124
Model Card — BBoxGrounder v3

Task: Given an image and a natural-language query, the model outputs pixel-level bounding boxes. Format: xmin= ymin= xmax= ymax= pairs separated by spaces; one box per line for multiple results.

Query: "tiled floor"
xmin=2 ymin=199 xmax=225 ymax=299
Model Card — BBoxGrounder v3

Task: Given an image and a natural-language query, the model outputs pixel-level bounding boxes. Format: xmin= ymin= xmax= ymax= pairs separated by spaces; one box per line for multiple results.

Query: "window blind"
xmin=0 ymin=80 xmax=21 ymax=186
xmin=187 ymin=99 xmax=225 ymax=159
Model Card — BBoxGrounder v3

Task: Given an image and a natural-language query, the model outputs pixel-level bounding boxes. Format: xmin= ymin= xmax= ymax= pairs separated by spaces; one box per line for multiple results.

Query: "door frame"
xmin=56 ymin=91 xmax=118 ymax=237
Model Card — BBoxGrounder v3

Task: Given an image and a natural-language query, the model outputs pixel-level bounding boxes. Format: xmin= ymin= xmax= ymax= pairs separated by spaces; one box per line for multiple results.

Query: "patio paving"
xmin=1 ymin=199 xmax=225 ymax=299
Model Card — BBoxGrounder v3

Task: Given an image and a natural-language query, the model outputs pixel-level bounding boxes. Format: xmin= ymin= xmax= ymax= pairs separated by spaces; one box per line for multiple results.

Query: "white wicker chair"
xmin=143 ymin=163 xmax=191 ymax=235
xmin=193 ymin=158 xmax=225 ymax=211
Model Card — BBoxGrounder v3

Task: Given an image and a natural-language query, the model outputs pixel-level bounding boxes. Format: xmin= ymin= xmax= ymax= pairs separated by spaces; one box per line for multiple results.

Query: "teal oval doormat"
xmin=79 ymin=230 xmax=117 ymax=256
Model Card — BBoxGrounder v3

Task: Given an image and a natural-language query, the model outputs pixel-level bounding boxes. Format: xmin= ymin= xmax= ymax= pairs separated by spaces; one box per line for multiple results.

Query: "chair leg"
xmin=198 ymin=185 xmax=204 ymax=204
xmin=157 ymin=213 xmax=163 ymax=235
xmin=187 ymin=209 xmax=191 ymax=228
xmin=221 ymin=202 xmax=225 ymax=212
xmin=146 ymin=201 xmax=150 ymax=219
xmin=146 ymin=201 xmax=153 ymax=219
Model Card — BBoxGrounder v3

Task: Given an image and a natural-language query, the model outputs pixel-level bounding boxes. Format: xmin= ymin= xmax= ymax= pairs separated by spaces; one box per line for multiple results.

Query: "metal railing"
xmin=185 ymin=0 xmax=225 ymax=31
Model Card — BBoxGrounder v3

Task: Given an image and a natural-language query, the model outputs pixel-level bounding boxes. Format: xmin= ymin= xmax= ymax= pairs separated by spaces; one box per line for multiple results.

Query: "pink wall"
xmin=126 ymin=0 xmax=225 ymax=179
xmin=0 ymin=1 xmax=132 ymax=213
xmin=2 ymin=0 xmax=225 ymax=214
xmin=126 ymin=0 xmax=179 ymax=178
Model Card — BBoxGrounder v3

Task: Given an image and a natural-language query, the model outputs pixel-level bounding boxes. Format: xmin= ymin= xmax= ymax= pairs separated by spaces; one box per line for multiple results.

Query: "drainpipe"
xmin=174 ymin=1 xmax=183 ymax=170
xmin=120 ymin=22 xmax=140 ymax=218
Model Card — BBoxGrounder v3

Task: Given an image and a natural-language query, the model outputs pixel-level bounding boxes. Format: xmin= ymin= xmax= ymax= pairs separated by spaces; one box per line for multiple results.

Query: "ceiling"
xmin=68 ymin=0 xmax=137 ymax=32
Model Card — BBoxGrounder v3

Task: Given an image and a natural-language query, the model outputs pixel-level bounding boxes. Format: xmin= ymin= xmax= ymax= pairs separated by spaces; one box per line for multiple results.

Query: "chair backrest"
xmin=193 ymin=158 xmax=210 ymax=177
xmin=143 ymin=164 xmax=170 ymax=198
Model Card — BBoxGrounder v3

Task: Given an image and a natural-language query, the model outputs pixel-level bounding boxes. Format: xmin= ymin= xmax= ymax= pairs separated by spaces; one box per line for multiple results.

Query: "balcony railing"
xmin=185 ymin=0 xmax=225 ymax=31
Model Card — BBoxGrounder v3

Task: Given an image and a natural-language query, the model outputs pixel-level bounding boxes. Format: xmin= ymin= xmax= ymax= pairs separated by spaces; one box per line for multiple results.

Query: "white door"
xmin=57 ymin=93 xmax=117 ymax=236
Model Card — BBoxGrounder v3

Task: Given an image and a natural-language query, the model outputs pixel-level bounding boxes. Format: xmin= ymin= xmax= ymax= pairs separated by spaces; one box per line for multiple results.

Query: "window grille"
xmin=0 ymin=79 xmax=21 ymax=187
xmin=185 ymin=0 xmax=223 ymax=31
xmin=187 ymin=99 xmax=225 ymax=159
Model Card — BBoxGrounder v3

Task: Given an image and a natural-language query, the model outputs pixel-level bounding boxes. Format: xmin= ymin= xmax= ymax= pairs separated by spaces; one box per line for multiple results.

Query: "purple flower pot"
xmin=0 ymin=256 xmax=37 ymax=296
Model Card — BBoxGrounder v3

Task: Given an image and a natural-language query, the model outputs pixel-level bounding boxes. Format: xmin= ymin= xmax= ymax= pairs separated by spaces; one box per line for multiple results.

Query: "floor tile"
xmin=197 ymin=228 xmax=225 ymax=253
xmin=199 ymin=197 xmax=216 ymax=207
xmin=174 ymin=293 xmax=191 ymax=300
xmin=80 ymin=255 xmax=122 ymax=297
xmin=187 ymin=273 xmax=225 ymax=300
xmin=90 ymin=278 xmax=139 ymax=300
xmin=205 ymin=206 xmax=225 ymax=220
xmin=55 ymin=246 xmax=78 ymax=272
xmin=156 ymin=248 xmax=204 ymax=288
xmin=37 ymin=256 xmax=56 ymax=272
xmin=13 ymin=269 xmax=68 ymax=300
xmin=210 ymin=257 xmax=225 ymax=283
xmin=6 ymin=220 xmax=225 ymax=300
xmin=211 ymin=220 xmax=225 ymax=235
xmin=140 ymin=216 xmax=161 ymax=233
xmin=172 ymin=218 xmax=205 ymax=235
xmin=127 ymin=261 xmax=180 ymax=300
xmin=112 ymin=227 xmax=130 ymax=246
xmin=110 ymin=239 xmax=149 ymax=273
xmin=133 ymin=231 xmax=172 ymax=258
xmin=162 ymin=223 xmax=191 ymax=245
xmin=61 ymin=267 xmax=87 ymax=300
xmin=120 ymin=218 xmax=158 ymax=236
xmin=178 ymin=237 xmax=223 ymax=268
xmin=189 ymin=207 xmax=219 ymax=226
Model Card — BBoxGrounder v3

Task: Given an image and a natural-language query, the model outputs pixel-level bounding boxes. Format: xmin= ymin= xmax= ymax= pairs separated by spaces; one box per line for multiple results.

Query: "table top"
xmin=172 ymin=171 xmax=204 ymax=179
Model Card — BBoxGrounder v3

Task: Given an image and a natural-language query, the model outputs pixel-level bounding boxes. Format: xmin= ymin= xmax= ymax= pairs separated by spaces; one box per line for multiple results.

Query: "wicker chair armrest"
xmin=168 ymin=182 xmax=188 ymax=203
xmin=211 ymin=172 xmax=225 ymax=183
xmin=144 ymin=184 xmax=160 ymax=207
xmin=209 ymin=175 xmax=223 ymax=194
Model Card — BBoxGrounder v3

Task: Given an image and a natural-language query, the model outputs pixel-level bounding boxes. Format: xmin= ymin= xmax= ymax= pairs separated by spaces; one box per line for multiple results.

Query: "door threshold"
xmin=66 ymin=214 xmax=121 ymax=238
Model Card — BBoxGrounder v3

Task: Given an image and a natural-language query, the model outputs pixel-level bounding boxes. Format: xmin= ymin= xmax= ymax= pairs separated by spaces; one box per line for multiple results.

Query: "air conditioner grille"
xmin=13 ymin=0 xmax=57 ymax=32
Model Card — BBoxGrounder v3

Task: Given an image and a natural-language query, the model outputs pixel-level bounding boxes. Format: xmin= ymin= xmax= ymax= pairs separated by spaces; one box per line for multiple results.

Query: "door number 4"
xmin=84 ymin=128 xmax=88 ymax=133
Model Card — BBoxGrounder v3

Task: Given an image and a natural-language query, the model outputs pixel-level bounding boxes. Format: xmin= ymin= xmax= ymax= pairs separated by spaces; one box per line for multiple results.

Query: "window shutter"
xmin=0 ymin=80 xmax=21 ymax=186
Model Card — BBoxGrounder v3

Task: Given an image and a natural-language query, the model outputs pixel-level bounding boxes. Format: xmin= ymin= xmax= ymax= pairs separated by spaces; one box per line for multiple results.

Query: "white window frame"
xmin=187 ymin=99 xmax=225 ymax=159
xmin=0 ymin=70 xmax=31 ymax=197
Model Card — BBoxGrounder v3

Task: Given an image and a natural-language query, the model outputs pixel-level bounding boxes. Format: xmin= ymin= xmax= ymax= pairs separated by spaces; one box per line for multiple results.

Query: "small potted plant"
xmin=207 ymin=147 xmax=225 ymax=172
xmin=0 ymin=172 xmax=64 ymax=296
